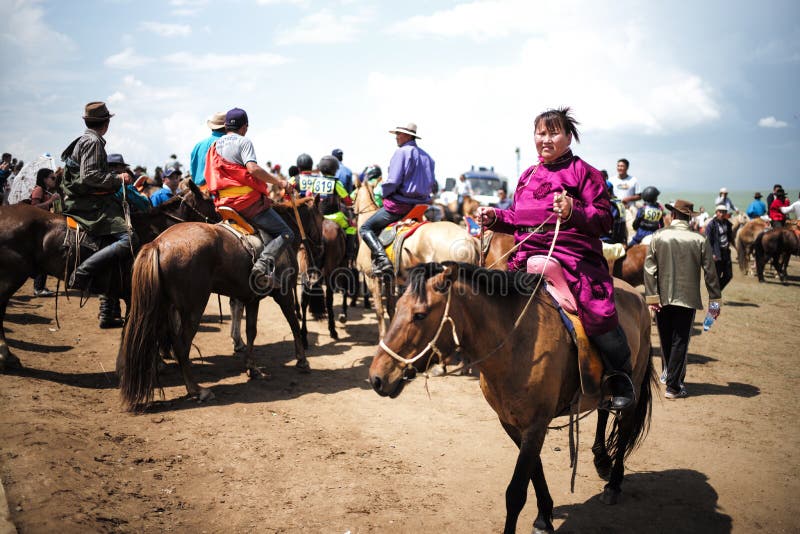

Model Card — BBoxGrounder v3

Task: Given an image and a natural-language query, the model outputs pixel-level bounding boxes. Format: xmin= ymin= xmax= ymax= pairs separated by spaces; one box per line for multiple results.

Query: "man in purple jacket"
xmin=359 ymin=122 xmax=435 ymax=277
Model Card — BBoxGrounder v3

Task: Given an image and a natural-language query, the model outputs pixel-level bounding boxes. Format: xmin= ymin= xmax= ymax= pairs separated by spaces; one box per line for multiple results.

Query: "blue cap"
xmin=225 ymin=107 xmax=249 ymax=129
xmin=164 ymin=167 xmax=182 ymax=178
xmin=107 ymin=153 xmax=126 ymax=165
xmin=332 ymin=148 xmax=343 ymax=159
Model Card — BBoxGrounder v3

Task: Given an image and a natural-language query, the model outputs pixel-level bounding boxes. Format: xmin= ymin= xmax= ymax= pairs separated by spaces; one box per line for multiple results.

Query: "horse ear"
xmin=185 ymin=178 xmax=201 ymax=197
xmin=314 ymin=194 xmax=321 ymax=209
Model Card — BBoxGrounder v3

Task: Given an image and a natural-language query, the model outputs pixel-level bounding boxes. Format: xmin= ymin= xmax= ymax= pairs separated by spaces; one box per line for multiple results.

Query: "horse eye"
xmin=413 ymin=312 xmax=428 ymax=321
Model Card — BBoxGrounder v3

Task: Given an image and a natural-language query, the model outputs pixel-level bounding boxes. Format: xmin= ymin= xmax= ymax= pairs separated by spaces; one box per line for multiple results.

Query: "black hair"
xmin=288 ymin=165 xmax=299 ymax=178
xmin=600 ymin=169 xmax=609 ymax=179
xmin=618 ymin=158 xmax=630 ymax=168
xmin=84 ymin=118 xmax=110 ymax=130
xmin=1 ymin=153 xmax=10 ymax=160
xmin=35 ymin=168 xmax=55 ymax=189
xmin=534 ymin=107 xmax=580 ymax=143
xmin=773 ymin=184 xmax=782 ymax=190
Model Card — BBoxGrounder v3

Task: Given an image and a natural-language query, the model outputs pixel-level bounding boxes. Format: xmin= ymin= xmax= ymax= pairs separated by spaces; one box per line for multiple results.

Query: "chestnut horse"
xmin=118 ymin=201 xmax=324 ymax=410
xmin=369 ymin=262 xmax=654 ymax=534
xmin=353 ymin=179 xmax=479 ymax=338
xmin=754 ymin=227 xmax=799 ymax=283
xmin=735 ymin=218 xmax=770 ymax=275
xmin=0 ymin=180 xmax=217 ymax=371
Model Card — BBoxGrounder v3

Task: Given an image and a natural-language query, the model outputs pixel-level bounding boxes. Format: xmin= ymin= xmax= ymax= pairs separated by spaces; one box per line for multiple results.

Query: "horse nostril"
xmin=370 ymin=375 xmax=383 ymax=392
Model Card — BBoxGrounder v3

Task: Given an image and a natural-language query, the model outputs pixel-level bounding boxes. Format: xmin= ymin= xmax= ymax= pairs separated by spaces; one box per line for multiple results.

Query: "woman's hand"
xmin=476 ymin=206 xmax=496 ymax=226
xmin=553 ymin=192 xmax=573 ymax=222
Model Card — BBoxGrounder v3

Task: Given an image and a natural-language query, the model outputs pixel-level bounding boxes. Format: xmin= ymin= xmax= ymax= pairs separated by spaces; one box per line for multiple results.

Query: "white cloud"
xmin=758 ymin=116 xmax=788 ymax=128
xmin=257 ymin=0 xmax=309 ymax=5
xmin=105 ymin=47 xmax=153 ymax=69
xmin=162 ymin=51 xmax=290 ymax=70
xmin=0 ymin=0 xmax=76 ymax=58
xmin=140 ymin=21 xmax=191 ymax=37
xmin=275 ymin=9 xmax=369 ymax=45
xmin=169 ymin=0 xmax=209 ymax=15
xmin=107 ymin=91 xmax=126 ymax=104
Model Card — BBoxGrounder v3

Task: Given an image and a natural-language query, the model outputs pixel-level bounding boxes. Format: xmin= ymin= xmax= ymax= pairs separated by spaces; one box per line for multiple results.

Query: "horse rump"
xmin=118 ymin=242 xmax=170 ymax=411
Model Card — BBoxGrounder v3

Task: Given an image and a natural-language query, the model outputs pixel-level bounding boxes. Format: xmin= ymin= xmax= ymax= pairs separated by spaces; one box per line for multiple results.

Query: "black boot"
xmin=251 ymin=233 xmax=292 ymax=290
xmin=361 ymin=232 xmax=393 ymax=277
xmin=590 ymin=325 xmax=635 ymax=411
xmin=69 ymin=235 xmax=131 ymax=291
xmin=98 ymin=295 xmax=124 ymax=329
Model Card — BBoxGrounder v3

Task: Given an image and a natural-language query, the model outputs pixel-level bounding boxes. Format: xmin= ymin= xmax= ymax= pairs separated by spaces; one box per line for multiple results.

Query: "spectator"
xmin=644 ymin=199 xmax=721 ymax=399
xmin=165 ymin=153 xmax=183 ymax=173
xmin=705 ymin=205 xmax=734 ymax=291
xmin=780 ymin=192 xmax=800 ymax=220
xmin=692 ymin=206 xmax=710 ymax=233
xmin=609 ymin=158 xmax=641 ymax=208
xmin=332 ymin=148 xmax=354 ymax=194
xmin=0 ymin=152 xmax=12 ymax=202
xmin=769 ymin=188 xmax=789 ymax=228
xmin=455 ymin=173 xmax=474 ymax=215
xmin=150 ymin=167 xmax=182 ymax=207
xmin=190 ymin=112 xmax=226 ymax=187
xmin=30 ymin=168 xmax=60 ymax=297
xmin=745 ymin=192 xmax=767 ymax=219
xmin=602 ymin=180 xmax=628 ymax=245
xmin=766 ymin=184 xmax=782 ymax=209
xmin=714 ymin=187 xmax=736 ymax=212
xmin=495 ymin=188 xmax=512 ymax=210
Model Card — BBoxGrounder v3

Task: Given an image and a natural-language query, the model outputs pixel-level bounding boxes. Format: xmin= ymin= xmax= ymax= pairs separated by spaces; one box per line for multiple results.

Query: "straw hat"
xmin=206 ymin=111 xmax=226 ymax=130
xmin=388 ymin=123 xmax=421 ymax=139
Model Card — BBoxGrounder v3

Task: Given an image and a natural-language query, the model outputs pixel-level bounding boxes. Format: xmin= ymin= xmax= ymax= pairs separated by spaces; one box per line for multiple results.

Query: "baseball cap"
xmin=164 ymin=167 xmax=182 ymax=178
xmin=225 ymin=108 xmax=249 ymax=129
xmin=332 ymin=148 xmax=343 ymax=159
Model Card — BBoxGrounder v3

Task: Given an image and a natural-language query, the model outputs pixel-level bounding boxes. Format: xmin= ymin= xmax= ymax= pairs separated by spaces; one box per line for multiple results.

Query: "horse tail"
xmin=118 ymin=242 xmax=168 ymax=412
xmin=606 ymin=344 xmax=656 ymax=460
xmin=305 ymin=279 xmax=326 ymax=316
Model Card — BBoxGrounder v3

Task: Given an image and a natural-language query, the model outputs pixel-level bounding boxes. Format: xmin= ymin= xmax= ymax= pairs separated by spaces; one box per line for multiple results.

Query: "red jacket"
xmin=769 ymin=198 xmax=789 ymax=222
xmin=205 ymin=144 xmax=270 ymax=212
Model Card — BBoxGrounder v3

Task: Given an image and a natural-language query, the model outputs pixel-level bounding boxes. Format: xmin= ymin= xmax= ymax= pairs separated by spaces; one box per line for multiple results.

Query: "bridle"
xmin=161 ymin=194 xmax=214 ymax=224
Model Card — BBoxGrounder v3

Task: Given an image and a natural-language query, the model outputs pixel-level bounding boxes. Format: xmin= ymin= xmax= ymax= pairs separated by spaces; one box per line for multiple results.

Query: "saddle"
xmin=215 ymin=207 xmax=264 ymax=261
xmin=526 ymin=256 xmax=603 ymax=397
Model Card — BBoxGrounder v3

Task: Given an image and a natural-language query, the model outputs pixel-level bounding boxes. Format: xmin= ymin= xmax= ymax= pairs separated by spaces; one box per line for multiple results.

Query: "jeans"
xmin=251 ymin=208 xmax=294 ymax=241
xmin=76 ymin=232 xmax=133 ymax=277
xmin=715 ymin=248 xmax=733 ymax=291
xmin=358 ymin=207 xmax=404 ymax=241
xmin=655 ymin=305 xmax=696 ymax=392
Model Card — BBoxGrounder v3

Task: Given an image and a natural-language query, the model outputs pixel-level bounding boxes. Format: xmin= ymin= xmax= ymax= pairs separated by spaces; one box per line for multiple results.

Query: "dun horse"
xmin=369 ymin=262 xmax=654 ymax=534
xmin=118 ymin=200 xmax=324 ymax=410
xmin=754 ymin=227 xmax=799 ymax=283
xmin=0 ymin=180 xmax=217 ymax=371
xmin=353 ymin=179 xmax=480 ymax=338
xmin=735 ymin=218 xmax=770 ymax=274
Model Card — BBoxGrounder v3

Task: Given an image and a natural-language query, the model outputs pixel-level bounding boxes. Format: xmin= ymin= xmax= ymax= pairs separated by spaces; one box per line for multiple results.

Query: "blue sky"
xmin=1 ymin=0 xmax=798 ymax=192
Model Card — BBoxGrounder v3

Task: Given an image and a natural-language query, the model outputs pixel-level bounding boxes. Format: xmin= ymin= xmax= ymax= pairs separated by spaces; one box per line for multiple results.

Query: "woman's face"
xmin=45 ymin=174 xmax=57 ymax=189
xmin=534 ymin=123 xmax=571 ymax=162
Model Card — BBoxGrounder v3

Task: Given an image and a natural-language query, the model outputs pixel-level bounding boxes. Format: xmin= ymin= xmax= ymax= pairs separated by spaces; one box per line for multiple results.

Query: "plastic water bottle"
xmin=703 ymin=302 xmax=720 ymax=332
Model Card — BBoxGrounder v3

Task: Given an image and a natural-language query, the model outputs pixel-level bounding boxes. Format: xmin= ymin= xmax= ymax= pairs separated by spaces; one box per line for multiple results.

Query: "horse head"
xmin=354 ymin=179 xmax=378 ymax=216
xmin=179 ymin=178 xmax=220 ymax=223
xmin=369 ymin=262 xmax=461 ymax=397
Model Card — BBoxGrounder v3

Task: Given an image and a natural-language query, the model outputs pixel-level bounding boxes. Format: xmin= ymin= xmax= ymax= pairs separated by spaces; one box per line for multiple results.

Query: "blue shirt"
xmin=335 ymin=162 xmax=353 ymax=193
xmin=150 ymin=185 xmax=175 ymax=207
xmin=384 ymin=140 xmax=436 ymax=206
xmin=189 ymin=130 xmax=224 ymax=185
xmin=746 ymin=199 xmax=766 ymax=218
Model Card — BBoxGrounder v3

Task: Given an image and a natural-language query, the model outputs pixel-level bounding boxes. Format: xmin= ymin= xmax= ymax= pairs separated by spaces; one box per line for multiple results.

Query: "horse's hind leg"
xmin=243 ymin=301 xmax=269 ymax=380
xmin=601 ymin=411 xmax=635 ymax=505
xmin=230 ymin=298 xmax=246 ymax=353
xmin=0 ymin=296 xmax=22 ymax=371
xmin=273 ymin=291 xmax=310 ymax=373
xmin=170 ymin=307 xmax=213 ymax=402
xmin=325 ymin=277 xmax=338 ymax=340
xmin=592 ymin=410 xmax=612 ymax=480
xmin=500 ymin=421 xmax=553 ymax=534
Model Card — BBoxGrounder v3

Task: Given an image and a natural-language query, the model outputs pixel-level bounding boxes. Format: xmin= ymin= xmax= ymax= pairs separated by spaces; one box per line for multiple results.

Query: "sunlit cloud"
xmin=105 ymin=47 xmax=154 ymax=69
xmin=275 ymin=8 xmax=370 ymax=45
xmin=162 ymin=51 xmax=290 ymax=70
xmin=758 ymin=116 xmax=788 ymax=128
xmin=140 ymin=21 xmax=191 ymax=37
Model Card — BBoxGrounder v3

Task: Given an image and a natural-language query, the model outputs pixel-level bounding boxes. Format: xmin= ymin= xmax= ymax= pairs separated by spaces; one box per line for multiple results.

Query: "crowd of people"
xmin=3 ymin=101 xmax=796 ymax=405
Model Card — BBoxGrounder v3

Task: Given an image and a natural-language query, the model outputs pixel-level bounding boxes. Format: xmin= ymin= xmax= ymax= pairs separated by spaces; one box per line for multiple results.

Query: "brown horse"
xmin=297 ymin=218 xmax=351 ymax=342
xmin=0 ymin=180 xmax=217 ymax=371
xmin=369 ymin=262 xmax=654 ymax=534
xmin=754 ymin=227 xmax=799 ymax=283
xmin=353 ymin=179 xmax=479 ymax=339
xmin=735 ymin=218 xmax=770 ymax=274
xmin=118 ymin=201 xmax=324 ymax=410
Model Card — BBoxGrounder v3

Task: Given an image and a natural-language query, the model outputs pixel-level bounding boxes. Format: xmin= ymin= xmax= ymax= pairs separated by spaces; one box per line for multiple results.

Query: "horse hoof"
xmin=247 ymin=367 xmax=272 ymax=380
xmin=533 ymin=527 xmax=555 ymax=534
xmin=197 ymin=389 xmax=215 ymax=403
xmin=428 ymin=364 xmax=446 ymax=377
xmin=600 ymin=487 xmax=621 ymax=505
xmin=330 ymin=330 xmax=339 ymax=340
xmin=296 ymin=360 xmax=311 ymax=374
xmin=337 ymin=313 xmax=347 ymax=323
xmin=0 ymin=351 xmax=22 ymax=372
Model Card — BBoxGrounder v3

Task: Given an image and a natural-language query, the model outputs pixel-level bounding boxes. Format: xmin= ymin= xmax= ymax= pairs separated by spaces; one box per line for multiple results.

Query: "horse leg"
xmin=169 ymin=306 xmax=213 ymax=402
xmin=368 ymin=276 xmax=386 ymax=339
xmin=243 ymin=301 xmax=269 ymax=380
xmin=337 ymin=271 xmax=348 ymax=324
xmin=591 ymin=410 xmax=612 ymax=480
xmin=229 ymin=298 xmax=245 ymax=353
xmin=601 ymin=410 xmax=636 ymax=505
xmin=325 ymin=275 xmax=338 ymax=340
xmin=300 ymin=286 xmax=309 ymax=349
xmin=0 ymin=296 xmax=22 ymax=371
xmin=273 ymin=291 xmax=310 ymax=373
xmin=500 ymin=421 xmax=553 ymax=534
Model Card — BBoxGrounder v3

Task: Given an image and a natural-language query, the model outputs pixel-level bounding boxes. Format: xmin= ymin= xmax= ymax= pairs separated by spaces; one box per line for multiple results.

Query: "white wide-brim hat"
xmin=389 ymin=122 xmax=421 ymax=139
xmin=715 ymin=204 xmax=728 ymax=212
xmin=207 ymin=111 xmax=226 ymax=130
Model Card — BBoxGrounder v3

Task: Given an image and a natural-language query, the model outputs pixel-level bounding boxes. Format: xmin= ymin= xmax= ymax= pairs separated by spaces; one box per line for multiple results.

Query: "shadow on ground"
xmin=554 ymin=469 xmax=731 ymax=533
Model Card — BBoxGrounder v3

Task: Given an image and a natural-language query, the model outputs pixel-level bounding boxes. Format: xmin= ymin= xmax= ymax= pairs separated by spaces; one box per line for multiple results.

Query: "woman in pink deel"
xmin=476 ymin=107 xmax=634 ymax=410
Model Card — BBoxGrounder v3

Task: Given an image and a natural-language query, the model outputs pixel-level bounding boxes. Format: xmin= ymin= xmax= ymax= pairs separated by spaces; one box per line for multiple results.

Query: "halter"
xmin=378 ymin=285 xmax=460 ymax=366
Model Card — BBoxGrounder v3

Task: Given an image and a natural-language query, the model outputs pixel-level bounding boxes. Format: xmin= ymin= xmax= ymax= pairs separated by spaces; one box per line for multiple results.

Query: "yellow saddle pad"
xmin=562 ymin=309 xmax=604 ymax=397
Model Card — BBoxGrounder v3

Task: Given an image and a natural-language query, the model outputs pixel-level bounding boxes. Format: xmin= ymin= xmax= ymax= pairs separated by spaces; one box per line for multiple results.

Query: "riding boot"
xmin=98 ymin=295 xmax=124 ymax=329
xmin=590 ymin=325 xmax=635 ymax=411
xmin=361 ymin=231 xmax=394 ymax=277
xmin=69 ymin=234 xmax=132 ymax=291
xmin=251 ymin=233 xmax=292 ymax=289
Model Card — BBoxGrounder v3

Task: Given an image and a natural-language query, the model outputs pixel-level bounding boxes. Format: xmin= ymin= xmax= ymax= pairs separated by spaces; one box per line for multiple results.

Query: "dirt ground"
xmin=1 ymin=259 xmax=798 ymax=533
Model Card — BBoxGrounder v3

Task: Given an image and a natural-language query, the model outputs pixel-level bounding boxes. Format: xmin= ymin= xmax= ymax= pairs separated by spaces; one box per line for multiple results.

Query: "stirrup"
xmin=599 ymin=371 xmax=635 ymax=412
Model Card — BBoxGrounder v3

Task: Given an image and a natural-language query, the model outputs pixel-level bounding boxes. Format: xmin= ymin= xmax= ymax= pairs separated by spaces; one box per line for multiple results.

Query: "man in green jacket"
xmin=62 ymin=101 xmax=133 ymax=291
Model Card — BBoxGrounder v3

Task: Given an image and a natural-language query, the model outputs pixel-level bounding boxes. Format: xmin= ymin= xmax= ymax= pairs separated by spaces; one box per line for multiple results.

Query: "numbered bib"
xmin=298 ymin=175 xmax=316 ymax=193
xmin=313 ymin=176 xmax=336 ymax=195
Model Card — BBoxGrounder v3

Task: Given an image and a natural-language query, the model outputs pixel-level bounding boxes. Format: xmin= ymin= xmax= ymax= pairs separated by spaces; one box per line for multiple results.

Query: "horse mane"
xmin=409 ymin=262 xmax=542 ymax=301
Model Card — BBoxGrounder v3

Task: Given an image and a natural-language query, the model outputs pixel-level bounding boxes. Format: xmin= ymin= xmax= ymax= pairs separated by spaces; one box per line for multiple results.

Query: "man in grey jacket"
xmin=644 ymin=199 xmax=721 ymax=399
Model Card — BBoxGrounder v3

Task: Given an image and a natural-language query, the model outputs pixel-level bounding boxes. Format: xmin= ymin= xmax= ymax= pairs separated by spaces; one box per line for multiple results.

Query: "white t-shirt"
xmin=780 ymin=200 xmax=800 ymax=219
xmin=609 ymin=175 xmax=641 ymax=206
xmin=456 ymin=180 xmax=473 ymax=197
xmin=215 ymin=133 xmax=257 ymax=167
